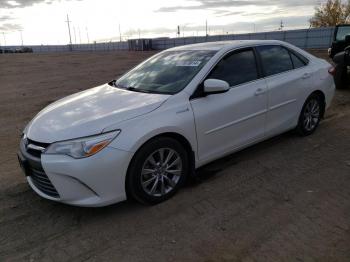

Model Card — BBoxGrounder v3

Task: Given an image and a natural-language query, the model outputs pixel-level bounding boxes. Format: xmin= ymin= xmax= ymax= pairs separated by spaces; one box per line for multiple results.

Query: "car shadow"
xmin=189 ymin=130 xmax=296 ymax=185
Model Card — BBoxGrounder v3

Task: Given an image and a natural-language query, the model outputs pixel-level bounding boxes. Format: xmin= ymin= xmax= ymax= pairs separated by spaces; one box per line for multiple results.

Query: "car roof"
xmin=168 ymin=40 xmax=286 ymax=52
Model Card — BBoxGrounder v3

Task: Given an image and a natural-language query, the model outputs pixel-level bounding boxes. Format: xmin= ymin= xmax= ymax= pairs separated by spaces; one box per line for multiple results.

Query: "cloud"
xmin=0 ymin=15 xmax=13 ymax=22
xmin=0 ymin=23 xmax=23 ymax=31
xmin=0 ymin=0 xmax=80 ymax=9
xmin=129 ymin=15 xmax=310 ymax=36
xmin=156 ymin=0 xmax=319 ymax=14
xmin=0 ymin=0 xmax=50 ymax=8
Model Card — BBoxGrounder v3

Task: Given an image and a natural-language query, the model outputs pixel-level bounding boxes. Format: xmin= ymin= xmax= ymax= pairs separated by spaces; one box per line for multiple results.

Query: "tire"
xmin=126 ymin=137 xmax=189 ymax=205
xmin=334 ymin=64 xmax=347 ymax=89
xmin=296 ymin=94 xmax=323 ymax=136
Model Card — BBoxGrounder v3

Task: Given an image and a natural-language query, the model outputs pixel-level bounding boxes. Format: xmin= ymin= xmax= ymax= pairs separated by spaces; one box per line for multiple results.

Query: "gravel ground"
xmin=0 ymin=50 xmax=349 ymax=262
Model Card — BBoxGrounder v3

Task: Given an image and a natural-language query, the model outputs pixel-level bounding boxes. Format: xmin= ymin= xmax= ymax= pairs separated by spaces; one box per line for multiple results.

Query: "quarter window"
xmin=207 ymin=49 xmax=259 ymax=87
xmin=290 ymin=52 xmax=307 ymax=69
xmin=257 ymin=45 xmax=293 ymax=76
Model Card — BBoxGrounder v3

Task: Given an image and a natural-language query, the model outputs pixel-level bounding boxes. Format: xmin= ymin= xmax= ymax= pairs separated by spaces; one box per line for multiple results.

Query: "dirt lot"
xmin=0 ymin=50 xmax=350 ymax=262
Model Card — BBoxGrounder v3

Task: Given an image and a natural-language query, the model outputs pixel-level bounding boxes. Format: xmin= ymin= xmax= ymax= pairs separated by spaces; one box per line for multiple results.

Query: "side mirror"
xmin=203 ymin=79 xmax=230 ymax=94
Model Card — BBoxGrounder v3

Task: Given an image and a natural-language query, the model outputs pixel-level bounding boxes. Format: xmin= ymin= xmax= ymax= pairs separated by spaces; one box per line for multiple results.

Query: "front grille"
xmin=26 ymin=139 xmax=50 ymax=158
xmin=30 ymin=168 xmax=60 ymax=198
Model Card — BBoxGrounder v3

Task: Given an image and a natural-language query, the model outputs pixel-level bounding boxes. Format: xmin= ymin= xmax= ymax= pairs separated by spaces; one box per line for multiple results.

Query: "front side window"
xmin=115 ymin=50 xmax=216 ymax=94
xmin=257 ymin=45 xmax=293 ymax=77
xmin=207 ymin=49 xmax=259 ymax=87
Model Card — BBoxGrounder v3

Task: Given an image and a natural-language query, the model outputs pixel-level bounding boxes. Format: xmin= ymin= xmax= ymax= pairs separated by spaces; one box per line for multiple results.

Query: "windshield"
xmin=114 ymin=50 xmax=216 ymax=94
xmin=336 ymin=26 xmax=350 ymax=41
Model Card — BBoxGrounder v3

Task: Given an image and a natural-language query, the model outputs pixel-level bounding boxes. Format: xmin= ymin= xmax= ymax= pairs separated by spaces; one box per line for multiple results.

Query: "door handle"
xmin=302 ymin=73 xmax=311 ymax=79
xmin=255 ymin=88 xmax=267 ymax=96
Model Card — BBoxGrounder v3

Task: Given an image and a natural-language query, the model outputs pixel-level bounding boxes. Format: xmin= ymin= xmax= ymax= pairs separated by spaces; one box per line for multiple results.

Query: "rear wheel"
xmin=296 ymin=94 xmax=323 ymax=136
xmin=126 ymin=137 xmax=189 ymax=204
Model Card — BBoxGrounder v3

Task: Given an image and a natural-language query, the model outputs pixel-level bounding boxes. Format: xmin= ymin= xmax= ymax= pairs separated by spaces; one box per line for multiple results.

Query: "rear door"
xmin=256 ymin=45 xmax=312 ymax=137
xmin=190 ymin=48 xmax=268 ymax=163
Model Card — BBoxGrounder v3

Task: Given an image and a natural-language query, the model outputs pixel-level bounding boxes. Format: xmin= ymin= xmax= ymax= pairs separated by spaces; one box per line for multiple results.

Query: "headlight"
xmin=44 ymin=130 xmax=121 ymax=159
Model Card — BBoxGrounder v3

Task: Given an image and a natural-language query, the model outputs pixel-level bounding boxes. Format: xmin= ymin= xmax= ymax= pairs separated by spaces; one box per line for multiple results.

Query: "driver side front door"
xmin=190 ymin=48 xmax=268 ymax=164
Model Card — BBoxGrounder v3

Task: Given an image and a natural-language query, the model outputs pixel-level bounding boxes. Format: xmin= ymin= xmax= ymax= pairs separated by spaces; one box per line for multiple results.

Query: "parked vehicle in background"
xmin=329 ymin=24 xmax=350 ymax=89
xmin=0 ymin=47 xmax=33 ymax=54
xmin=15 ymin=47 xmax=33 ymax=53
xmin=4 ymin=49 xmax=14 ymax=53
xmin=18 ymin=40 xmax=335 ymax=207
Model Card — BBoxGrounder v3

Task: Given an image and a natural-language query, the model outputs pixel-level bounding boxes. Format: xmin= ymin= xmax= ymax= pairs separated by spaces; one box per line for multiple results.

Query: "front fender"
xmin=105 ymin=97 xmax=198 ymax=159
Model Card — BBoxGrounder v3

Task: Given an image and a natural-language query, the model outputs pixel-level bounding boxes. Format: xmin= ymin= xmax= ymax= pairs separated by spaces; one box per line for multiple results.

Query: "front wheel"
xmin=296 ymin=94 xmax=323 ymax=136
xmin=126 ymin=137 xmax=189 ymax=205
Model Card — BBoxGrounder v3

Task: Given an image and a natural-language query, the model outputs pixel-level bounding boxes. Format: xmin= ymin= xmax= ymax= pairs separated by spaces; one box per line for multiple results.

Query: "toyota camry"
xmin=18 ymin=40 xmax=335 ymax=206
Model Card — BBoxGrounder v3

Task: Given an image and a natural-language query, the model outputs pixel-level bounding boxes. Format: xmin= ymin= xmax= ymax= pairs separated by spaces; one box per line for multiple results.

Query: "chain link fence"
xmin=2 ymin=27 xmax=335 ymax=53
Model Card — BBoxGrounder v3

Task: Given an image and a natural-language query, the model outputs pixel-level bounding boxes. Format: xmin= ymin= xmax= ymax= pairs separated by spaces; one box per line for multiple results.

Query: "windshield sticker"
xmin=176 ymin=61 xmax=202 ymax=67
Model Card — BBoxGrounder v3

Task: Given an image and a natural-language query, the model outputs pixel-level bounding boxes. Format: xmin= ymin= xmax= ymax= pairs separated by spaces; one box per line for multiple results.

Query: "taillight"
xmin=328 ymin=67 xmax=336 ymax=76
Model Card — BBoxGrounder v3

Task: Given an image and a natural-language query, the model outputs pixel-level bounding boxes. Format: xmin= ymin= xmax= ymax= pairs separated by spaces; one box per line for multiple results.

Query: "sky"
xmin=0 ymin=0 xmax=325 ymax=46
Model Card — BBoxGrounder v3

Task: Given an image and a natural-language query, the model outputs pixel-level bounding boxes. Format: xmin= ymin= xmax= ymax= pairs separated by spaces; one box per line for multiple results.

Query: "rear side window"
xmin=208 ymin=49 xmax=258 ymax=87
xmin=290 ymin=52 xmax=307 ymax=69
xmin=257 ymin=45 xmax=293 ymax=76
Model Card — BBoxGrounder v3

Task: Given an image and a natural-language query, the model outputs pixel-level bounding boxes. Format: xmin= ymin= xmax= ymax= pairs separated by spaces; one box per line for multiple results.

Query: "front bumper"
xmin=18 ymin=138 xmax=133 ymax=207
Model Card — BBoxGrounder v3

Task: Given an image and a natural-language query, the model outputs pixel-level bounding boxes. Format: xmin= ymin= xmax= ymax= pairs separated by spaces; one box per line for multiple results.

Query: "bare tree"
xmin=310 ymin=0 xmax=350 ymax=27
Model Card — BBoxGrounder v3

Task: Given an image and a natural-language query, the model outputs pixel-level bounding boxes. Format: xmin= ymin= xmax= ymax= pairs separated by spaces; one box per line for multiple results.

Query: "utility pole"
xmin=279 ymin=20 xmax=284 ymax=31
xmin=20 ymin=30 xmax=23 ymax=46
xmin=119 ymin=24 xmax=122 ymax=42
xmin=73 ymin=26 xmax=77 ymax=44
xmin=86 ymin=26 xmax=90 ymax=43
xmin=78 ymin=26 xmax=82 ymax=44
xmin=2 ymin=32 xmax=6 ymax=46
xmin=65 ymin=14 xmax=73 ymax=50
xmin=205 ymin=20 xmax=208 ymax=37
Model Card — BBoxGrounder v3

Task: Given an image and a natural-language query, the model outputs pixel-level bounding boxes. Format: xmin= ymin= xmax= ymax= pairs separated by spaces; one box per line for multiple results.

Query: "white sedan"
xmin=18 ymin=40 xmax=335 ymax=207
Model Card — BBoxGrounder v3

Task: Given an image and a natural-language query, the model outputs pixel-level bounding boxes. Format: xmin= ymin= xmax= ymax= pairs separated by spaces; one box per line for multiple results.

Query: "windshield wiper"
xmin=125 ymin=86 xmax=154 ymax=93
xmin=109 ymin=80 xmax=171 ymax=95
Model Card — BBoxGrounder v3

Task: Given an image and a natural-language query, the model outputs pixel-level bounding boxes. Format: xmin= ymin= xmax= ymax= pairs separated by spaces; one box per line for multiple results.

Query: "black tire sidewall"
xmin=334 ymin=64 xmax=347 ymax=89
xmin=126 ymin=137 xmax=189 ymax=205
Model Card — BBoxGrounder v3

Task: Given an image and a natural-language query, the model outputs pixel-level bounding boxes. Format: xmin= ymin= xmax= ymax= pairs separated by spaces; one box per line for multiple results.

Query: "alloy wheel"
xmin=303 ymin=99 xmax=320 ymax=132
xmin=141 ymin=148 xmax=183 ymax=197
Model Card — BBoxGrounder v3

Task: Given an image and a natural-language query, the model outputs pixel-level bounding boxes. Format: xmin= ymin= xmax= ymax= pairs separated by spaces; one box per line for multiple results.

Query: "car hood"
xmin=26 ymin=84 xmax=170 ymax=143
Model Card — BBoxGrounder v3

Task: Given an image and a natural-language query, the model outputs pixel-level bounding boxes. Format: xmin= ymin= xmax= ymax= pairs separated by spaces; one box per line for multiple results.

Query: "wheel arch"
xmin=125 ymin=132 xmax=196 ymax=198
